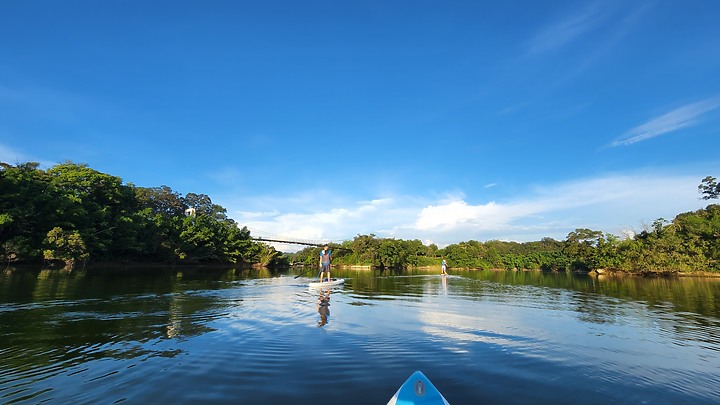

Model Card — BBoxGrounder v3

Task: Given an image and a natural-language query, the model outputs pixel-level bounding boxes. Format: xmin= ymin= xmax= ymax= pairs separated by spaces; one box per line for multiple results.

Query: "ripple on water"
xmin=3 ymin=270 xmax=720 ymax=404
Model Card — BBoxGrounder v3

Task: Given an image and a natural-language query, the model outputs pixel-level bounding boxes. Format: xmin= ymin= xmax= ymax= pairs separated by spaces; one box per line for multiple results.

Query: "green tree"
xmin=224 ymin=225 xmax=258 ymax=264
xmin=132 ymin=185 xmax=187 ymax=261
xmin=593 ymin=233 xmax=623 ymax=270
xmin=0 ymin=162 xmax=61 ymax=262
xmin=43 ymin=227 xmax=89 ymax=268
xmin=699 ymin=176 xmax=720 ymax=200
xmin=563 ymin=228 xmax=603 ymax=271
xmin=349 ymin=234 xmax=380 ymax=265
xmin=254 ymin=243 xmax=284 ymax=267
xmin=47 ymin=162 xmax=136 ymax=261
xmin=443 ymin=241 xmax=483 ymax=269
xmin=377 ymin=238 xmax=408 ymax=270
xmin=673 ymin=204 xmax=720 ymax=271
xmin=134 ymin=185 xmax=186 ymax=217
xmin=0 ymin=161 xmax=276 ymax=267
xmin=179 ymin=213 xmax=224 ymax=261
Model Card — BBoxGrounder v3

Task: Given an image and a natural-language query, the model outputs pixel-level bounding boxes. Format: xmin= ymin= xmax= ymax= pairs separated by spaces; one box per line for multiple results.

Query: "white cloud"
xmin=612 ymin=98 xmax=720 ymax=147
xmin=415 ymin=201 xmax=506 ymax=231
xmin=232 ymin=196 xmax=416 ymax=251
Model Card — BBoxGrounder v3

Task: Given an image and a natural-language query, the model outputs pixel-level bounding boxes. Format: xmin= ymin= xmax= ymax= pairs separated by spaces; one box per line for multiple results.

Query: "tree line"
xmin=291 ymin=176 xmax=720 ymax=274
xmin=3 ymin=162 xmax=718 ymax=274
xmin=0 ymin=162 xmax=287 ymax=268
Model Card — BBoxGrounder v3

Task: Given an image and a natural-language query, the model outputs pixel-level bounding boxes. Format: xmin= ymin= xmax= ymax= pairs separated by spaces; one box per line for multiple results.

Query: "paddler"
xmin=319 ymin=245 xmax=332 ymax=283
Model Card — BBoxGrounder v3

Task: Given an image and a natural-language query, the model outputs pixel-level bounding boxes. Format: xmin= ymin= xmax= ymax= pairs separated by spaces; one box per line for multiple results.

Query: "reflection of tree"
xmin=346 ymin=268 xmax=720 ymax=348
xmin=32 ymin=268 xmax=83 ymax=301
xmin=566 ymin=274 xmax=720 ymax=347
xmin=572 ymin=290 xmax=625 ymax=325
xmin=0 ymin=267 xmax=249 ymax=379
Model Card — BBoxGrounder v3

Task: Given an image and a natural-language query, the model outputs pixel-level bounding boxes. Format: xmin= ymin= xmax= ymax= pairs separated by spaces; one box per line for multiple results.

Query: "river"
xmin=1 ymin=267 xmax=719 ymax=404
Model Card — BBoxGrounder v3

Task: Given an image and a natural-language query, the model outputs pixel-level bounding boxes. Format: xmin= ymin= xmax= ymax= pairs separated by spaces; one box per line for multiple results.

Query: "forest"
xmin=0 ymin=161 xmax=286 ymax=269
xmin=2 ymin=162 xmax=719 ymax=274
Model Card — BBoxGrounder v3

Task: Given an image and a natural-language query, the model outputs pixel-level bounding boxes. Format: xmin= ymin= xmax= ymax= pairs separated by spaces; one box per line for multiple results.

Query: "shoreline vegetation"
xmin=2 ymin=162 xmax=719 ymax=276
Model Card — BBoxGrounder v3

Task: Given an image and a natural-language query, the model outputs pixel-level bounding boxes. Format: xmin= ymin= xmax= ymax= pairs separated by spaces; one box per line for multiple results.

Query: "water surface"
xmin=1 ymin=267 xmax=719 ymax=404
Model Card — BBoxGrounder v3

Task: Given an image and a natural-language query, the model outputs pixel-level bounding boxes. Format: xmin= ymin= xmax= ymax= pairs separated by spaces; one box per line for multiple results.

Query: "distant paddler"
xmin=441 ymin=259 xmax=447 ymax=275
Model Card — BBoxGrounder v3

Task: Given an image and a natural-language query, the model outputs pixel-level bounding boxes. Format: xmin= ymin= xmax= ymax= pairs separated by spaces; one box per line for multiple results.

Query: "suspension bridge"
xmin=248 ymin=229 xmax=340 ymax=248
xmin=252 ymin=236 xmax=326 ymax=247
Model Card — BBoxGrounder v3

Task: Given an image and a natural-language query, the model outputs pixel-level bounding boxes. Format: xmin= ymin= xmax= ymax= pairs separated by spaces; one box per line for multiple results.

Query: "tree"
xmin=443 ymin=242 xmax=485 ymax=269
xmin=0 ymin=161 xmax=277 ymax=266
xmin=43 ymin=227 xmax=89 ymax=269
xmin=0 ymin=162 xmax=60 ymax=262
xmin=699 ymin=176 xmax=720 ymax=200
xmin=132 ymin=185 xmax=188 ymax=261
xmin=563 ymin=228 xmax=604 ymax=271
xmin=593 ymin=233 xmax=623 ymax=270
xmin=184 ymin=192 xmax=228 ymax=221
xmin=349 ymin=234 xmax=380 ymax=265
xmin=134 ymin=185 xmax=186 ymax=217
xmin=224 ymin=225 xmax=258 ymax=264
xmin=254 ymin=243 xmax=284 ymax=267
xmin=47 ymin=162 xmax=136 ymax=260
xmin=673 ymin=204 xmax=720 ymax=271
xmin=377 ymin=239 xmax=408 ymax=270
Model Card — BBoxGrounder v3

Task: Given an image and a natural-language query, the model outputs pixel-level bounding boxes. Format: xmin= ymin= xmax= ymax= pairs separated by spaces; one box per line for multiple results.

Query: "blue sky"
xmin=2 ymin=1 xmax=719 ymax=251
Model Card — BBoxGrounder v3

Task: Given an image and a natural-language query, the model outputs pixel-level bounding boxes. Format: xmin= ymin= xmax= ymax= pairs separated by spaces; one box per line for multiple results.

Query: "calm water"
xmin=1 ymin=267 xmax=720 ymax=404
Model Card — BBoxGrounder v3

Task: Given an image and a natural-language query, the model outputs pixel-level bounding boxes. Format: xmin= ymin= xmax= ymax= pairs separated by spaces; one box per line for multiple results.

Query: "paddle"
xmin=294 ymin=266 xmax=321 ymax=279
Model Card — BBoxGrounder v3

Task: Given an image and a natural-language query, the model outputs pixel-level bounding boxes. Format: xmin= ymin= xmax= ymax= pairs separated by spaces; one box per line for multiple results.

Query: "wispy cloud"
xmin=525 ymin=2 xmax=609 ymax=55
xmin=509 ymin=1 xmax=651 ymax=115
xmin=612 ymin=98 xmax=720 ymax=147
xmin=0 ymin=143 xmax=27 ymax=163
xmin=0 ymin=143 xmax=55 ymax=167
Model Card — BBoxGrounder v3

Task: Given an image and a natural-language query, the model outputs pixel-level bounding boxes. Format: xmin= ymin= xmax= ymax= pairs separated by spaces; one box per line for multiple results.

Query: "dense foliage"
xmin=0 ymin=162 xmax=286 ymax=268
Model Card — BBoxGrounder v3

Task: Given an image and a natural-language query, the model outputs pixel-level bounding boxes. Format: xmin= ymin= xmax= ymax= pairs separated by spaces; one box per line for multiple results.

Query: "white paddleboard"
xmin=308 ymin=278 xmax=345 ymax=287
xmin=387 ymin=371 xmax=450 ymax=405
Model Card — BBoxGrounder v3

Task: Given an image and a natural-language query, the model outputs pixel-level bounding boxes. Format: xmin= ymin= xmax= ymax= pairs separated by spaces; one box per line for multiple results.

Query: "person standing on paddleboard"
xmin=441 ymin=259 xmax=447 ymax=275
xmin=319 ymin=245 xmax=332 ymax=282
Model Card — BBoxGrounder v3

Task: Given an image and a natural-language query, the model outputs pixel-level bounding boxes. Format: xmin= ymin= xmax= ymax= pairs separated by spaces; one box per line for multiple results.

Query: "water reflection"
xmin=2 ymin=266 xmax=720 ymax=404
xmin=317 ymin=288 xmax=331 ymax=327
xmin=0 ymin=266 xmax=264 ymax=403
